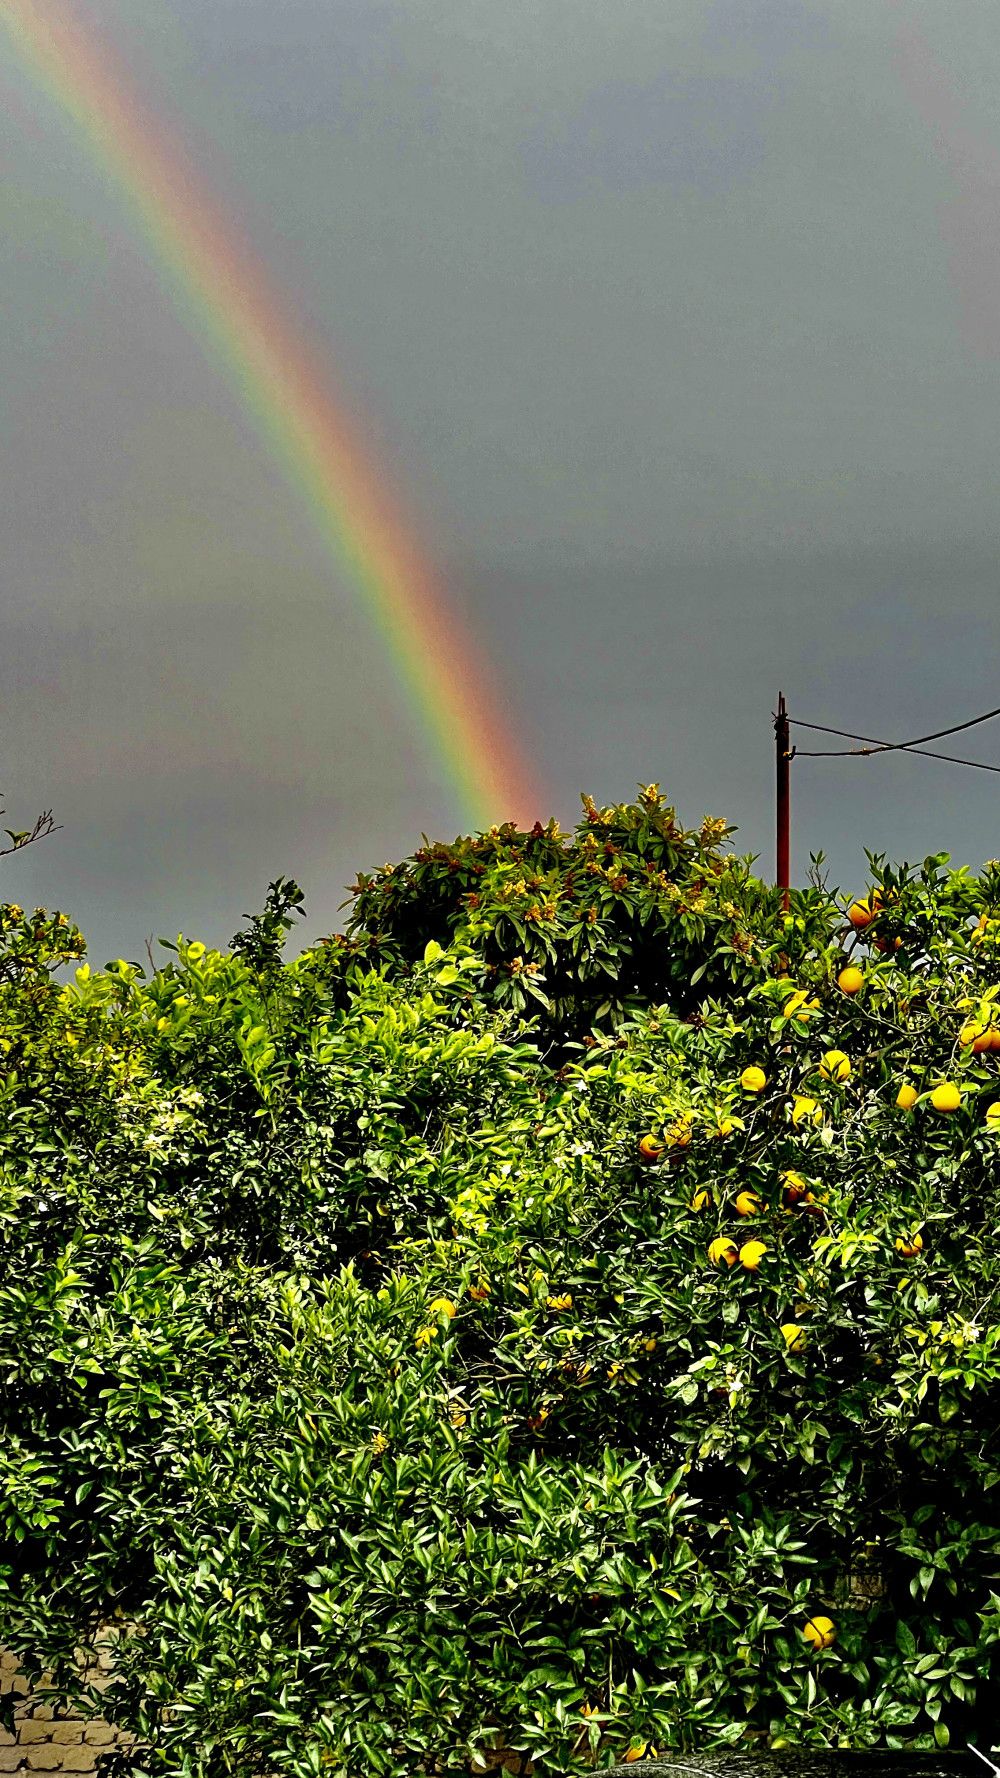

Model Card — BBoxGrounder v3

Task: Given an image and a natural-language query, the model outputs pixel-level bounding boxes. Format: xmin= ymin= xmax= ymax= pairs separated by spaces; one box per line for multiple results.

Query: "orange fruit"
xmin=690 ymin=1188 xmax=713 ymax=1211
xmin=930 ymin=1081 xmax=962 ymax=1113
xmin=837 ymin=966 xmax=864 ymax=994
xmin=638 ymin=1134 xmax=663 ymax=1162
xmin=781 ymin=1322 xmax=806 ymax=1350
xmin=803 ymin=1616 xmax=836 ymax=1651
xmin=819 ymin=1049 xmax=851 ymax=1083
xmin=895 ymin=1232 xmax=923 ymax=1258
xmin=738 ymin=1239 xmax=767 ymax=1271
xmin=791 ymin=1095 xmax=822 ymax=1127
xmin=895 ymin=1083 xmax=918 ymax=1110
xmin=708 ymin=1237 xmax=738 ymax=1268
xmin=986 ymin=1102 xmax=1000 ymax=1128
xmin=735 ymin=1191 xmax=761 ymax=1217
xmin=740 ymin=1065 xmax=767 ymax=1094
xmin=847 ymin=901 xmax=872 ymax=930
xmin=781 ymin=1169 xmax=808 ymax=1204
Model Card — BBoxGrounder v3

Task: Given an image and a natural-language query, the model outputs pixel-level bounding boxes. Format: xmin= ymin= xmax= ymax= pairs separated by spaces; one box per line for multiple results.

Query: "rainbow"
xmin=2 ymin=0 xmax=542 ymax=831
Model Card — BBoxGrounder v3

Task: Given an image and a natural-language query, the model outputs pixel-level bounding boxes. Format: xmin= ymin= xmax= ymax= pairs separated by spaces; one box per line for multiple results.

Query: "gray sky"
xmin=4 ymin=0 xmax=1000 ymax=963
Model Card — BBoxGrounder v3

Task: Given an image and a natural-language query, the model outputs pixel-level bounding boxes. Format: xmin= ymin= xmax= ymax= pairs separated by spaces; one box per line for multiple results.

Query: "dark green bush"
xmin=4 ymin=798 xmax=1000 ymax=1773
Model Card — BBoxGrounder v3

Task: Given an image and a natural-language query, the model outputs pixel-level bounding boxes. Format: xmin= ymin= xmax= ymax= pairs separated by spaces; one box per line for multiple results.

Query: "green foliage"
xmin=4 ymin=799 xmax=1000 ymax=1772
xmin=340 ymin=786 xmax=781 ymax=1053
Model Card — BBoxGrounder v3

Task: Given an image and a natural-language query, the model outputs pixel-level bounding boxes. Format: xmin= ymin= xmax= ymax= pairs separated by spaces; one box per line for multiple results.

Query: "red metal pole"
xmin=775 ymin=691 xmax=790 ymax=911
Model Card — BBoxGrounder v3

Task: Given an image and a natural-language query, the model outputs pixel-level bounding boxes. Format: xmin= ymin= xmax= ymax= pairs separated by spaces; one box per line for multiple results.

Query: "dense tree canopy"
xmin=4 ymin=790 xmax=1000 ymax=1774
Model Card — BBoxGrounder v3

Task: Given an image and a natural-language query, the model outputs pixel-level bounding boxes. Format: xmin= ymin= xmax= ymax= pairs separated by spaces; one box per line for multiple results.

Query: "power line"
xmin=772 ymin=692 xmax=1000 ymax=902
xmin=790 ymin=729 xmax=1000 ymax=776
xmin=788 ymin=705 xmax=1000 ymax=771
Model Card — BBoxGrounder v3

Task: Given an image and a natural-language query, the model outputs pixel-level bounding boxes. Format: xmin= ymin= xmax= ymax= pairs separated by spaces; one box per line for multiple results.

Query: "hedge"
xmin=3 ymin=792 xmax=1000 ymax=1772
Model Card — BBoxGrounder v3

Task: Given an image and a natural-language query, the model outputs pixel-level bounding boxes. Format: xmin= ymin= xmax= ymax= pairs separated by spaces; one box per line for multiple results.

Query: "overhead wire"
xmin=785 ymin=706 xmax=1000 ymax=775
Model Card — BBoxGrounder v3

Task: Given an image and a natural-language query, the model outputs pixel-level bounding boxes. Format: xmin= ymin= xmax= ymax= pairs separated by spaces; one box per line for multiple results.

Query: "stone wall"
xmin=0 ymin=1646 xmax=138 ymax=1774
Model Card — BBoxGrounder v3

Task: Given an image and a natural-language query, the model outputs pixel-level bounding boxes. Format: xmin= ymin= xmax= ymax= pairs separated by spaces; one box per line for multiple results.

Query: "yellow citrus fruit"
xmin=690 ymin=1188 xmax=712 ymax=1211
xmin=986 ymin=1102 xmax=1000 ymax=1127
xmin=623 ymin=1746 xmax=648 ymax=1765
xmin=780 ymin=1322 xmax=806 ymax=1350
xmin=930 ymin=1081 xmax=962 ymax=1113
xmin=847 ymin=901 xmax=872 ymax=930
xmin=638 ymin=1134 xmax=663 ymax=1162
xmin=735 ymin=1191 xmax=761 ymax=1217
xmin=803 ymin=1616 xmax=836 ymax=1651
xmin=429 ymin=1297 xmax=457 ymax=1318
xmin=837 ymin=966 xmax=864 ymax=994
xmin=782 ymin=1169 xmax=808 ymax=1204
xmin=784 ymin=990 xmax=820 ymax=1020
xmin=990 ymin=1028 xmax=1000 ymax=1052
xmin=895 ymin=1083 xmax=918 ymax=1110
xmin=819 ymin=1049 xmax=851 ymax=1083
xmin=708 ymin=1237 xmax=738 ymax=1268
xmin=715 ymin=1115 xmax=737 ymax=1137
xmin=895 ymin=1232 xmax=923 ymax=1258
xmin=791 ymin=1095 xmax=822 ymax=1127
xmin=959 ymin=1021 xmax=984 ymax=1047
xmin=665 ymin=1120 xmax=693 ymax=1148
xmin=739 ymin=1239 xmax=767 ymax=1271
xmin=973 ymin=1027 xmax=996 ymax=1054
xmin=740 ymin=1065 xmax=767 ymax=1094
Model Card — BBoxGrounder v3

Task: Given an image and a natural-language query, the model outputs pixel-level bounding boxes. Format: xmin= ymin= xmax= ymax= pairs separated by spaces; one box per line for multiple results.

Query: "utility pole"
xmin=775 ymin=691 xmax=790 ymax=911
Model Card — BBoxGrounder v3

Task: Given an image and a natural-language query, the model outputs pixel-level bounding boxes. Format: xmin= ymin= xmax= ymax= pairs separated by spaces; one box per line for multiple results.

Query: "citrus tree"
xmin=4 ymin=798 xmax=1000 ymax=1773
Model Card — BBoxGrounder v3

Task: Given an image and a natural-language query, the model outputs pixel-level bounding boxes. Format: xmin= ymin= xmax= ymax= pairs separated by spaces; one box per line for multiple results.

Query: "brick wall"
xmin=0 ymin=1645 xmax=139 ymax=1774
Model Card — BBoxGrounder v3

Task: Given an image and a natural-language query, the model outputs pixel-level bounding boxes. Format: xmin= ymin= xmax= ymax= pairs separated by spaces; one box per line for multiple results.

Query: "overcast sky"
xmin=4 ymin=0 xmax=1000 ymax=964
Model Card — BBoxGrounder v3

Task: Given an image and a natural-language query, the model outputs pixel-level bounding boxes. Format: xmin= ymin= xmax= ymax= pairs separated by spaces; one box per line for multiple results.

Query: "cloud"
xmin=893 ymin=17 xmax=1000 ymax=358
xmin=523 ymin=0 xmax=825 ymax=202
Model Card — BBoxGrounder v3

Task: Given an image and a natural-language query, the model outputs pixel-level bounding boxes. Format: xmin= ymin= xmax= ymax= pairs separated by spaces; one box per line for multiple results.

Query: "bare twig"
xmin=0 ymin=804 xmax=61 ymax=858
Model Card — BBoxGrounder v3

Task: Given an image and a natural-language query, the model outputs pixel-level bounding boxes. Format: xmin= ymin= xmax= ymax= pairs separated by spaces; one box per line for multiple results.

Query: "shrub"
xmin=4 ymin=803 xmax=1000 ymax=1772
